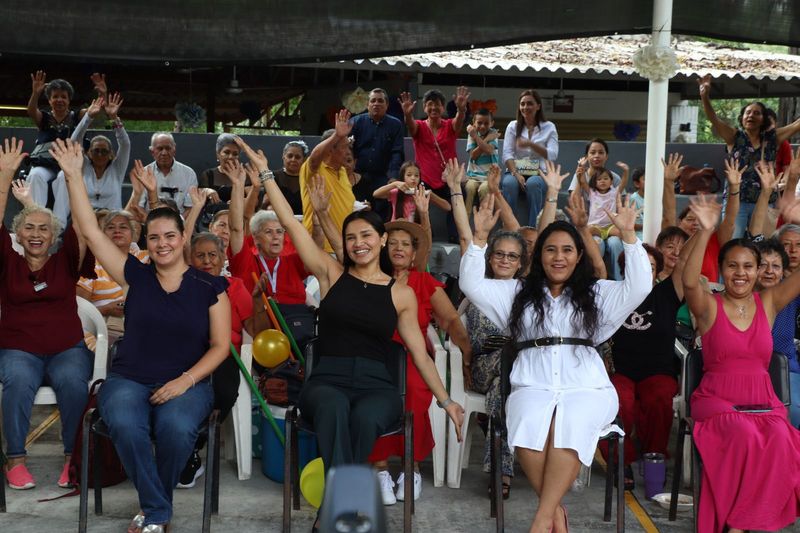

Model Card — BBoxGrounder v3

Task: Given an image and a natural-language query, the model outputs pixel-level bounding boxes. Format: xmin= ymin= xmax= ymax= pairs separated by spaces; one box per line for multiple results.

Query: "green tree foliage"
xmin=692 ymin=97 xmax=780 ymax=143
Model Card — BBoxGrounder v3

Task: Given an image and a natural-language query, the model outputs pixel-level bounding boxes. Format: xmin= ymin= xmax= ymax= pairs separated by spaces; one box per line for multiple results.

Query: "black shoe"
xmin=176 ymin=450 xmax=204 ymax=489
xmin=623 ymin=465 xmax=635 ymax=491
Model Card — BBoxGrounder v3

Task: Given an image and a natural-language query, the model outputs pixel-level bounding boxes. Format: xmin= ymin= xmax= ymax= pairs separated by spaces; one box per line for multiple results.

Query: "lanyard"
xmin=257 ymin=255 xmax=280 ymax=295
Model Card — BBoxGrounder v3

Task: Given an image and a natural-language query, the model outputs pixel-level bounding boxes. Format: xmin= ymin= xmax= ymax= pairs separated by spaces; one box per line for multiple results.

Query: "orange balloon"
xmin=253 ymin=329 xmax=291 ymax=368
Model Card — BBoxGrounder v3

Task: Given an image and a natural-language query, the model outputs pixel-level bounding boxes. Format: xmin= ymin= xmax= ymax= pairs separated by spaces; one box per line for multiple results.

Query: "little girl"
xmin=373 ymin=161 xmax=451 ymax=222
xmin=576 ymin=158 xmax=629 ymax=241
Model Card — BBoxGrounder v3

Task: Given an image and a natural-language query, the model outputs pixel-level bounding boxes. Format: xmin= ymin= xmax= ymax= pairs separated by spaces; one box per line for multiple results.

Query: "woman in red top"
xmin=367 ymin=220 xmax=472 ymax=505
xmin=0 ymin=138 xmax=96 ymax=490
xmin=177 ymin=232 xmax=254 ymax=488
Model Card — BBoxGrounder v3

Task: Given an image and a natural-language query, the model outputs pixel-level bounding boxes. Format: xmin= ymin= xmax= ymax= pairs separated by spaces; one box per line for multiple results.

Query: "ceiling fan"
xmin=227 ymin=66 xmax=244 ymax=95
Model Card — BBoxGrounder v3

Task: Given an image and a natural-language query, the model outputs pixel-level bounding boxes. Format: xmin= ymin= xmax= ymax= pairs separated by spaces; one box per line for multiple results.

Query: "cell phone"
xmin=733 ymin=404 xmax=773 ymax=413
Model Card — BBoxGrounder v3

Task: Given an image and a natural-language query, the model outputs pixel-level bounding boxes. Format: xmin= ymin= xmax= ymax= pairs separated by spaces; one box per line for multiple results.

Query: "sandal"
xmin=487 ymin=480 xmax=512 ymax=500
xmin=128 ymin=512 xmax=145 ymax=533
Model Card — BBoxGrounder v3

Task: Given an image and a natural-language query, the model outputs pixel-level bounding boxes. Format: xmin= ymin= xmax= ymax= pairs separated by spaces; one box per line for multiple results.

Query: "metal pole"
xmin=642 ymin=0 xmax=674 ymax=244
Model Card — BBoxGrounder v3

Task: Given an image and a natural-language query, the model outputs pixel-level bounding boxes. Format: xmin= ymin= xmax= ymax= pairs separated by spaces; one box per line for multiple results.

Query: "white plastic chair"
xmin=446 ymin=315 xmax=487 ymax=488
xmin=426 ymin=325 xmax=447 ymax=487
xmin=224 ymin=332 xmax=253 ymax=480
xmin=305 ymin=276 xmax=320 ymax=308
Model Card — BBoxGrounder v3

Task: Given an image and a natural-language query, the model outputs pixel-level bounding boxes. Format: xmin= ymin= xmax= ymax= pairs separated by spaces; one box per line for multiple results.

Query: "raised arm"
xmin=670 ymin=231 xmax=699 ymax=301
xmin=307 ymin=109 xmax=352 ymax=174
xmin=308 ymin=173 xmax=344 ymax=263
xmin=183 ymin=187 xmax=209 ymax=250
xmin=748 ymin=161 xmax=778 ymax=238
xmin=443 ymin=158 xmax=473 ymax=254
xmin=615 ymin=161 xmax=630 ymax=193
xmin=413 ymin=186 xmax=433 ymax=265
xmin=0 ymin=139 xmax=28 ymax=227
xmin=235 ymin=137 xmax=341 ymax=291
xmin=451 ymin=86 xmax=470 ymax=134
xmin=564 ymin=191 xmax=607 ymax=279
xmin=660 ymin=153 xmax=684 ymax=229
xmin=104 ymin=93 xmax=130 ymax=177
xmin=775 ymin=116 xmax=800 ymax=145
xmin=27 ymin=71 xmax=46 ymax=127
xmin=681 ymin=196 xmax=720 ymax=334
xmin=51 ymin=139 xmax=120 ymax=281
xmin=537 ymin=160 xmax=570 ymax=233
xmin=575 ymin=157 xmax=590 ymax=193
xmin=698 ymin=75 xmax=737 ymax=145
xmin=241 ymin=163 xmax=262 ymax=234
xmin=220 ymin=159 xmax=246 ymax=255
xmin=717 ymin=157 xmax=741 ymax=246
xmin=486 ymin=165 xmax=519 ymax=232
xmin=399 ymin=92 xmax=418 ymax=137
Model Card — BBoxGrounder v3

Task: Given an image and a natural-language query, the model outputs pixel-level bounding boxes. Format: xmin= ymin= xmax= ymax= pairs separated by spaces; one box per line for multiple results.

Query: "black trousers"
xmin=299 ymin=356 xmax=401 ymax=473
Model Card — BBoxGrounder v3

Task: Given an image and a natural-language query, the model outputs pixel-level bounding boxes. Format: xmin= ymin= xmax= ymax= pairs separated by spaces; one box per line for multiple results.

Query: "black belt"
xmin=518 ymin=337 xmax=594 ymax=349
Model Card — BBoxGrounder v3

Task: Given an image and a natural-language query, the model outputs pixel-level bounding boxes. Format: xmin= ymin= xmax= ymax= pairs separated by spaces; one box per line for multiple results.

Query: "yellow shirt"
xmin=300 ymin=159 xmax=355 ymax=253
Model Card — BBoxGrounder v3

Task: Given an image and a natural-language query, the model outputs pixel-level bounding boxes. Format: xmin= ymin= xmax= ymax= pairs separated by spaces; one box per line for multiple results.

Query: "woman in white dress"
xmin=458 ymin=194 xmax=651 ymax=533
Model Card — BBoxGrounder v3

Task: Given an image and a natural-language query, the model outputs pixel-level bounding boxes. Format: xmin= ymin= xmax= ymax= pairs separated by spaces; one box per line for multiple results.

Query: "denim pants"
xmin=595 ymin=236 xmax=625 ymax=280
xmin=500 ymin=172 xmax=546 ymax=227
xmin=0 ymin=341 xmax=93 ymax=457
xmin=98 ymin=374 xmax=213 ymax=526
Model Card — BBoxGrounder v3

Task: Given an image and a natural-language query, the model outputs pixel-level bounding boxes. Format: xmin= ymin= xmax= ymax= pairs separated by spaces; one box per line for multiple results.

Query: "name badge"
xmin=33 ymin=282 xmax=48 ymax=292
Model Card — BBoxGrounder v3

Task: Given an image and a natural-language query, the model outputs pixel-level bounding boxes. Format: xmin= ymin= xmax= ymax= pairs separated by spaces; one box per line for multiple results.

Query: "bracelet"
xmin=437 ymin=397 xmax=455 ymax=409
xmin=450 ymin=192 xmax=463 ymax=198
xmin=546 ymin=197 xmax=558 ymax=203
xmin=729 ymin=190 xmax=740 ymax=196
xmin=182 ymin=371 xmax=196 ymax=388
xmin=258 ymin=169 xmax=275 ymax=183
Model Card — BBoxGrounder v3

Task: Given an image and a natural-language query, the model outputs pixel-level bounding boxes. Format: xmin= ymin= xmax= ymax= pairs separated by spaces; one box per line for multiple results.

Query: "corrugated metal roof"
xmin=338 ymin=35 xmax=800 ymax=81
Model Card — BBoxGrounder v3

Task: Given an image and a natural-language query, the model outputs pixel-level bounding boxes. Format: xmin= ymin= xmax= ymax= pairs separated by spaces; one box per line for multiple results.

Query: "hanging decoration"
xmin=470 ymin=99 xmax=498 ymax=115
xmin=175 ymin=101 xmax=206 ymax=129
xmin=341 ymin=87 xmax=369 ymax=114
xmin=613 ymin=121 xmax=641 ymax=141
xmin=632 ymin=44 xmax=680 ymax=81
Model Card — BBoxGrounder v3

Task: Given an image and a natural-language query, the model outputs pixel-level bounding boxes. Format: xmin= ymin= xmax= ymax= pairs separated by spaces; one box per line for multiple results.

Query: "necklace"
xmin=736 ymin=304 xmax=747 ymax=318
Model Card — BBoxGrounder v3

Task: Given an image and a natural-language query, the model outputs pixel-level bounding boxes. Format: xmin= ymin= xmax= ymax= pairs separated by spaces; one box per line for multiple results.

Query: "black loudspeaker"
xmin=319 ymin=465 xmax=386 ymax=533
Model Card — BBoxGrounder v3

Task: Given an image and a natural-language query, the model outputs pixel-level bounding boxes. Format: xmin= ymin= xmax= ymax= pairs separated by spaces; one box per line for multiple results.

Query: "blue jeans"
xmin=0 ymin=341 xmax=93 ymax=457
xmin=790 ymin=372 xmax=800 ymax=429
xmin=500 ymin=172 xmax=546 ymax=227
xmin=98 ymin=374 xmax=213 ymax=526
xmin=596 ymin=236 xmax=625 ymax=281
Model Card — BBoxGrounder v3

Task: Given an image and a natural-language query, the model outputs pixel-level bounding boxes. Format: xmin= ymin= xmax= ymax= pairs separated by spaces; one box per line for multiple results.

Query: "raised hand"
xmin=688 ymin=194 xmax=722 ymax=231
xmin=442 ymin=158 xmax=464 ymax=191
xmin=398 ymin=92 xmax=417 ymax=115
xmin=754 ymin=160 xmax=778 ymax=191
xmin=221 ymin=159 xmax=245 ymax=186
xmin=90 ymin=73 xmax=108 ymax=96
xmin=724 ymin=157 xmax=744 ymax=188
xmin=234 ymin=137 xmax=269 ymax=172
xmin=334 ymin=109 xmax=353 ymax=138
xmin=778 ymin=194 xmax=800 ymax=224
xmin=466 ymin=124 xmax=477 ymax=137
xmin=188 ymin=186 xmax=210 ymax=207
xmin=607 ymin=194 xmax=640 ymax=234
xmin=86 ymin=97 xmax=105 ymax=118
xmin=104 ymin=92 xmax=123 ymax=120
xmin=542 ymin=160 xmax=569 ymax=191
xmin=0 ymin=137 xmax=27 ymax=177
xmin=616 ymin=161 xmax=630 ymax=174
xmin=453 ymin=86 xmax=471 ymax=111
xmin=48 ymin=138 xmax=84 ymax=178
xmin=31 ymin=71 xmax=46 ymax=94
xmin=472 ymin=193 xmax=500 ymax=236
xmin=308 ymin=174 xmax=331 ymax=213
xmin=131 ymin=159 xmax=157 ymax=194
xmin=413 ymin=185 xmax=430 ymax=215
xmin=787 ymin=145 xmax=800 ymax=179
xmin=661 ymin=152 xmax=685 ymax=183
xmin=697 ymin=74 xmax=712 ymax=98
xmin=242 ymin=161 xmax=260 ymax=186
xmin=487 ymin=164 xmax=501 ymax=194
xmin=11 ymin=179 xmax=33 ymax=206
xmin=564 ymin=191 xmax=588 ymax=228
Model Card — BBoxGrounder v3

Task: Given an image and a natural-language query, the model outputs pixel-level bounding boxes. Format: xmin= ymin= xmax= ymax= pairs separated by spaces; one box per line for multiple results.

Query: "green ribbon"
xmin=230 ymin=342 xmax=285 ymax=446
xmin=267 ymin=297 xmax=305 ymax=366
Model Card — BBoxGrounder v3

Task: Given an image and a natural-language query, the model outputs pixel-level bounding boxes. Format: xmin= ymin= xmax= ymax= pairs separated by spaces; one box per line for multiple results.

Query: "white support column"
xmin=642 ymin=0 xmax=674 ymax=244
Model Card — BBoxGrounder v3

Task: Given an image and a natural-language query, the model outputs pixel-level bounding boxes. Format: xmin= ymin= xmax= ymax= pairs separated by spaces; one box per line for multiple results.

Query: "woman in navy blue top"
xmin=52 ymin=139 xmax=231 ymax=533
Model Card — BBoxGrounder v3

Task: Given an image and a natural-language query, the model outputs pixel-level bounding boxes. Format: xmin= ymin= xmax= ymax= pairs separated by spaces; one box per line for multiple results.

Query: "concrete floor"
xmin=0 ymin=407 xmax=766 ymax=532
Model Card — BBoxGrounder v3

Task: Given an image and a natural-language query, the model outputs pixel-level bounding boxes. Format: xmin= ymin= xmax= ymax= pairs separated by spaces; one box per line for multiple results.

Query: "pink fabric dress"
xmin=692 ymin=293 xmax=800 ymax=533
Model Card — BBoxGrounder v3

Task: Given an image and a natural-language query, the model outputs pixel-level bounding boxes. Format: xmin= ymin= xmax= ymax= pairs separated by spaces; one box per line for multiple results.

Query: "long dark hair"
xmin=514 ymin=89 xmax=545 ymax=139
xmin=391 ymin=161 xmax=421 ymax=223
xmin=508 ymin=221 xmax=600 ymax=343
xmin=341 ymin=210 xmax=393 ymax=276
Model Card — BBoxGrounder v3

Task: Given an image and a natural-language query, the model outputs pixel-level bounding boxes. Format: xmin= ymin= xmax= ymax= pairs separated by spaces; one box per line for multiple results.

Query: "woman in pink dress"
xmin=683 ymin=192 xmax=800 ymax=533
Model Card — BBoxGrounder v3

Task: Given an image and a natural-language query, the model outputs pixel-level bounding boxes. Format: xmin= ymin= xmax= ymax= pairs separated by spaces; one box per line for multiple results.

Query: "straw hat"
xmin=384 ymin=220 xmax=431 ymax=272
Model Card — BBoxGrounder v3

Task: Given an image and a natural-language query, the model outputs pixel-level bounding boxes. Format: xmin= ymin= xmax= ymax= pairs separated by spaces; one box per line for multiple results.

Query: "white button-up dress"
xmin=459 ymin=240 xmax=651 ymax=465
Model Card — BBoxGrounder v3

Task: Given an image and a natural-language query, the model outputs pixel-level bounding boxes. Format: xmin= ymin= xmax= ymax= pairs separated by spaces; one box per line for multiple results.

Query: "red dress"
xmin=692 ymin=293 xmax=800 ymax=533
xmin=369 ymin=270 xmax=443 ymax=462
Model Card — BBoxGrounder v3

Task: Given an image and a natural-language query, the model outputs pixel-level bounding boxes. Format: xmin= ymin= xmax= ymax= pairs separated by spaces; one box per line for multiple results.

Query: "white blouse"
xmin=501 ymin=120 xmax=559 ymax=169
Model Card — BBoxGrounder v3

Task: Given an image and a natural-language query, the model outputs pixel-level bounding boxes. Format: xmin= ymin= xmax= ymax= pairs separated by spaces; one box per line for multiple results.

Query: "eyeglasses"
xmin=492 ymin=251 xmax=521 ymax=262
xmin=91 ymin=148 xmax=110 ymax=155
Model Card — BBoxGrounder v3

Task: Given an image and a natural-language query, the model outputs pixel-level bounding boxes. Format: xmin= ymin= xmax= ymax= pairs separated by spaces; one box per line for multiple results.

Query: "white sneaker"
xmin=377 ymin=470 xmax=396 ymax=505
xmin=395 ymin=471 xmax=422 ymax=501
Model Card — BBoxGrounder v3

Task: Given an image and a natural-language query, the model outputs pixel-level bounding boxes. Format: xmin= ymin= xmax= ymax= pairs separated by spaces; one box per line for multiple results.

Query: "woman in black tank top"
xmin=236 ymin=135 xmax=464 ymax=529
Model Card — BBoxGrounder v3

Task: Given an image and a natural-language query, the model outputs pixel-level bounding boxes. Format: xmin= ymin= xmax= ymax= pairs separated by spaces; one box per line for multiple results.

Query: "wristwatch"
xmin=258 ymin=169 xmax=275 ymax=183
xmin=437 ymin=397 xmax=454 ymax=409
